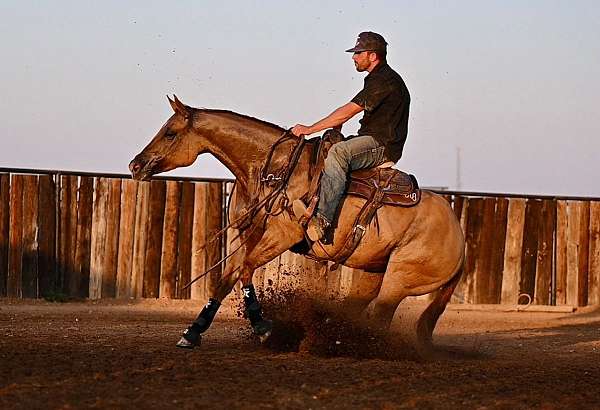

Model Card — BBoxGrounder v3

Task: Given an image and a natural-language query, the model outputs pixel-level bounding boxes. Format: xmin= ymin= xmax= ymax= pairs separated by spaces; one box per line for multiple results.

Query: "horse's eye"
xmin=165 ymin=132 xmax=176 ymax=141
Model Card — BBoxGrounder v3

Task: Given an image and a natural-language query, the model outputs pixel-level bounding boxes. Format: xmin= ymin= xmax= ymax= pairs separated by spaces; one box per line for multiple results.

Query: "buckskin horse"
xmin=129 ymin=96 xmax=465 ymax=350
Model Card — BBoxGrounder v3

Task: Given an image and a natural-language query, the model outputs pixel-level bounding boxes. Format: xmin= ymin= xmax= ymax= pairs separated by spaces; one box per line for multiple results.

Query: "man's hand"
xmin=291 ymin=102 xmax=362 ymax=138
xmin=291 ymin=124 xmax=312 ymax=137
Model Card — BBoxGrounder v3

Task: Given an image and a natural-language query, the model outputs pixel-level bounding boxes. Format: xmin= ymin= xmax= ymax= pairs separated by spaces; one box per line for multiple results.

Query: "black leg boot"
xmin=242 ymin=284 xmax=272 ymax=342
xmin=176 ymin=298 xmax=221 ymax=349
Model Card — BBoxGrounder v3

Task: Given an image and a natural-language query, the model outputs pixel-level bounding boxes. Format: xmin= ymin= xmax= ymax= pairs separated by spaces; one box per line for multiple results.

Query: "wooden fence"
xmin=0 ymin=169 xmax=225 ymax=301
xmin=446 ymin=194 xmax=600 ymax=306
xmin=0 ymin=168 xmax=599 ymax=306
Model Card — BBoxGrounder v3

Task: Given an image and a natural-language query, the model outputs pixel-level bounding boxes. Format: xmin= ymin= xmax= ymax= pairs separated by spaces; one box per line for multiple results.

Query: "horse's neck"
xmin=192 ymin=111 xmax=283 ymax=190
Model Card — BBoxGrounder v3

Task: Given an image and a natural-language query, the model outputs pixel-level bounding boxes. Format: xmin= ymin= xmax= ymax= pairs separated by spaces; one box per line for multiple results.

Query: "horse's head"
xmin=129 ymin=95 xmax=199 ymax=180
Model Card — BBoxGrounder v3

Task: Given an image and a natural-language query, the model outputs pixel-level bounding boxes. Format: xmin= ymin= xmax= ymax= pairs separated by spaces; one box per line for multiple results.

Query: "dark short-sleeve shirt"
xmin=351 ymin=63 xmax=410 ymax=162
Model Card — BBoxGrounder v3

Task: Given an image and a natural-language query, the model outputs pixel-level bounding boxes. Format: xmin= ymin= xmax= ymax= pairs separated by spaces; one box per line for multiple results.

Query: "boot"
xmin=307 ymin=214 xmax=330 ymax=242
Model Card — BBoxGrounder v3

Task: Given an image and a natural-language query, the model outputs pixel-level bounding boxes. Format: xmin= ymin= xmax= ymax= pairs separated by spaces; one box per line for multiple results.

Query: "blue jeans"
xmin=318 ymin=135 xmax=387 ymax=223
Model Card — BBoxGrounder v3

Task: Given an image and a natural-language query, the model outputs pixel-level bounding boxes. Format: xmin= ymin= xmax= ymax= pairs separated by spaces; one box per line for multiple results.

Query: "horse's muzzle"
xmin=129 ymin=157 xmax=154 ymax=181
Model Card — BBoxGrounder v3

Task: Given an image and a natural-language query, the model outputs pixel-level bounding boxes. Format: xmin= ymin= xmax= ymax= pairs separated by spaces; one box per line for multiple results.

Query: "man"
xmin=291 ymin=31 xmax=411 ymax=242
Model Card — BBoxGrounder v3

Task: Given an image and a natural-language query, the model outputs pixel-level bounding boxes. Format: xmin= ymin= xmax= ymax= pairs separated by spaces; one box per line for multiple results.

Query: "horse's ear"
xmin=168 ymin=94 xmax=189 ymax=118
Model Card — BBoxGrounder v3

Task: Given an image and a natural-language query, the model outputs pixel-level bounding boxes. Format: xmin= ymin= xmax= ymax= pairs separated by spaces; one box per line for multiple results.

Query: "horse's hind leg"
xmin=238 ymin=219 xmax=306 ymax=341
xmin=416 ymin=268 xmax=463 ymax=348
xmin=340 ymin=270 xmax=383 ymax=317
xmin=361 ymin=261 xmax=412 ymax=331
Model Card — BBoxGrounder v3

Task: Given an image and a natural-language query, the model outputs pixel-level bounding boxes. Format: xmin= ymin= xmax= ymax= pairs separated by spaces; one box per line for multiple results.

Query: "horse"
xmin=129 ymin=95 xmax=465 ymax=350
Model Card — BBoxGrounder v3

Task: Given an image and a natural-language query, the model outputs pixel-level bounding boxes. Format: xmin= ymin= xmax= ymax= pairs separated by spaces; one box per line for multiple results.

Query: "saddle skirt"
xmin=347 ymin=167 xmax=421 ymax=207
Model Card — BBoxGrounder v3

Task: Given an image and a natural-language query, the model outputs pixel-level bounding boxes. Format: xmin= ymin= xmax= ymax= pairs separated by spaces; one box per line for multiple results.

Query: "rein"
xmin=180 ymin=130 xmax=305 ymax=291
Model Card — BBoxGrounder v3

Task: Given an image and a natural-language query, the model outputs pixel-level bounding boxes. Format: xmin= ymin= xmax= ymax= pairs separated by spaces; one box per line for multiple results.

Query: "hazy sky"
xmin=1 ymin=1 xmax=599 ymax=196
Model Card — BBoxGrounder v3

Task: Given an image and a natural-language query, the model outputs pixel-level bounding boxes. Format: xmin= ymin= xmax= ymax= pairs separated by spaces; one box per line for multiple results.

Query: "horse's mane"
xmin=195 ymin=108 xmax=286 ymax=133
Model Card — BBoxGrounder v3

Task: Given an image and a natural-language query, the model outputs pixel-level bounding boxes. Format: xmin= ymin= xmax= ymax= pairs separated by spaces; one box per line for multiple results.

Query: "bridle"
xmin=181 ymin=129 xmax=306 ymax=290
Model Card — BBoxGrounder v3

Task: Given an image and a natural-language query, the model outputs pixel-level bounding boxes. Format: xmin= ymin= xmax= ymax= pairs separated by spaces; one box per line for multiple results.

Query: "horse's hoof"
xmin=258 ymin=330 xmax=272 ymax=344
xmin=176 ymin=336 xmax=197 ymax=349
xmin=253 ymin=319 xmax=273 ymax=343
xmin=176 ymin=327 xmax=201 ymax=349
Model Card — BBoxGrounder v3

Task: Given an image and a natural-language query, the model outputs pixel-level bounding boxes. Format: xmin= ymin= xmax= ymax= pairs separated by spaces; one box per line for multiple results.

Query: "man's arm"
xmin=291 ymin=102 xmax=363 ymax=137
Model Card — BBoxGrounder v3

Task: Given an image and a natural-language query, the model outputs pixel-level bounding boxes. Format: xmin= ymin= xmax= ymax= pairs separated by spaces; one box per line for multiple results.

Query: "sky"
xmin=1 ymin=0 xmax=599 ymax=196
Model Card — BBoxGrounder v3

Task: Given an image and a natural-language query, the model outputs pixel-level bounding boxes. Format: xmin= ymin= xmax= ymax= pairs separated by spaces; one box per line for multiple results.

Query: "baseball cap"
xmin=345 ymin=31 xmax=388 ymax=53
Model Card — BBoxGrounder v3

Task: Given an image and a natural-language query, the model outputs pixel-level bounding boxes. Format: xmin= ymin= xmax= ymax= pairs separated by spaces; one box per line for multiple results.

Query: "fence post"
xmin=21 ymin=175 xmax=39 ymax=298
xmin=37 ymin=174 xmax=56 ymax=297
xmin=0 ymin=173 xmax=10 ymax=297
xmin=116 ymin=179 xmax=138 ymax=298
xmin=7 ymin=175 xmax=24 ymax=298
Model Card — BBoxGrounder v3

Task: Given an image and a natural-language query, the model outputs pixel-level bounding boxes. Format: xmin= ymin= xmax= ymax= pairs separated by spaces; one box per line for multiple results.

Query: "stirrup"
xmin=293 ymin=198 xmax=317 ymax=226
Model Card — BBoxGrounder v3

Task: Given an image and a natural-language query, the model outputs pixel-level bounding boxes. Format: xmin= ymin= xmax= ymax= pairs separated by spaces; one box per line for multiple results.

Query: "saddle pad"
xmin=347 ymin=168 xmax=421 ymax=207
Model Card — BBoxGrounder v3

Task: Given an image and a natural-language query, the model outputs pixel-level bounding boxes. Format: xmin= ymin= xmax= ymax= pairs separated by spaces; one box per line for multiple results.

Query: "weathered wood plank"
xmin=143 ymin=180 xmax=166 ymax=298
xmin=0 ymin=173 xmax=10 ymax=297
xmin=519 ymin=199 xmax=542 ymax=303
xmin=73 ymin=177 xmax=93 ymax=298
xmin=7 ymin=175 xmax=24 ymax=297
xmin=160 ymin=181 xmax=181 ymax=299
xmin=89 ymin=178 xmax=109 ymax=299
xmin=555 ymin=200 xmax=568 ymax=305
xmin=460 ymin=198 xmax=483 ymax=304
xmin=263 ymin=254 xmax=282 ymax=296
xmin=193 ymin=183 xmax=210 ymax=300
xmin=488 ymin=197 xmax=509 ymax=304
xmin=534 ymin=200 xmax=556 ymax=305
xmin=175 ymin=182 xmax=194 ymax=299
xmin=37 ymin=175 xmax=56 ymax=297
xmin=454 ymin=196 xmax=470 ymax=303
xmin=501 ymin=198 xmax=526 ymax=304
xmin=566 ymin=201 xmax=590 ymax=306
xmin=21 ymin=175 xmax=39 ymax=298
xmin=278 ymin=252 xmax=301 ymax=291
xmin=131 ymin=182 xmax=150 ymax=298
xmin=326 ymin=260 xmax=343 ymax=299
xmin=204 ymin=182 xmax=223 ymax=297
xmin=101 ymin=179 xmax=122 ymax=298
xmin=308 ymin=252 xmax=326 ymax=298
xmin=225 ymin=183 xmax=242 ymax=298
xmin=116 ymin=180 xmax=138 ymax=298
xmin=579 ymin=203 xmax=591 ymax=306
xmin=589 ymin=201 xmax=600 ymax=306
xmin=453 ymin=195 xmax=465 ymax=222
xmin=293 ymin=256 xmax=311 ymax=296
xmin=253 ymin=265 xmax=267 ymax=295
xmin=58 ymin=175 xmax=78 ymax=294
xmin=473 ymin=197 xmax=496 ymax=303
xmin=200 ymin=183 xmax=230 ymax=299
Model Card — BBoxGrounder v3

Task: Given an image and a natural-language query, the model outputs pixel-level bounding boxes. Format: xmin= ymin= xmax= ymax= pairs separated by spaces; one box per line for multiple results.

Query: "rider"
xmin=292 ymin=31 xmax=411 ymax=242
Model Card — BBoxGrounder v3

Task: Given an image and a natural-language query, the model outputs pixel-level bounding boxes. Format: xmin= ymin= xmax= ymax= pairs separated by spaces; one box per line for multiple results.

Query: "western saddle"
xmin=298 ymin=129 xmax=421 ymax=266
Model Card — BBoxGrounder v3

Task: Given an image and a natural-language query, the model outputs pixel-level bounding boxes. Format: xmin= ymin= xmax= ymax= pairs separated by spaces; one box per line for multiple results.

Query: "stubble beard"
xmin=354 ymin=62 xmax=367 ymax=72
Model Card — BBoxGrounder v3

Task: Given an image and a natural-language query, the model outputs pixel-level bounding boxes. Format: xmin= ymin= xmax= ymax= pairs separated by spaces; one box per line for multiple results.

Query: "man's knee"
xmin=326 ymin=142 xmax=351 ymax=170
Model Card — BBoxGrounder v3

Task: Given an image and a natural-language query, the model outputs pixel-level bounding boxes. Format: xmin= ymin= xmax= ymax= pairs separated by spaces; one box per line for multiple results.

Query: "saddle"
xmin=347 ymin=167 xmax=420 ymax=207
xmin=300 ymin=129 xmax=421 ymax=266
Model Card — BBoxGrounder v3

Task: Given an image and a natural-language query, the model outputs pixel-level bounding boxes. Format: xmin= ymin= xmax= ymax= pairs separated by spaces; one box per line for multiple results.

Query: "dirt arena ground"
xmin=1 ymin=297 xmax=599 ymax=410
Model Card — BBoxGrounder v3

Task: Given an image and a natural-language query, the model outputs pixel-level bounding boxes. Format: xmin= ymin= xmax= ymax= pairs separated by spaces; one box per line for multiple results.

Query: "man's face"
xmin=352 ymin=51 xmax=376 ymax=72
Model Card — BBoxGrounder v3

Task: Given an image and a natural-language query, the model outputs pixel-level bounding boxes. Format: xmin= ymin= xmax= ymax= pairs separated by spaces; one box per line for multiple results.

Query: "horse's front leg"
xmin=177 ymin=243 xmax=274 ymax=347
xmin=176 ymin=229 xmax=245 ymax=349
xmin=240 ymin=274 xmax=273 ymax=342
